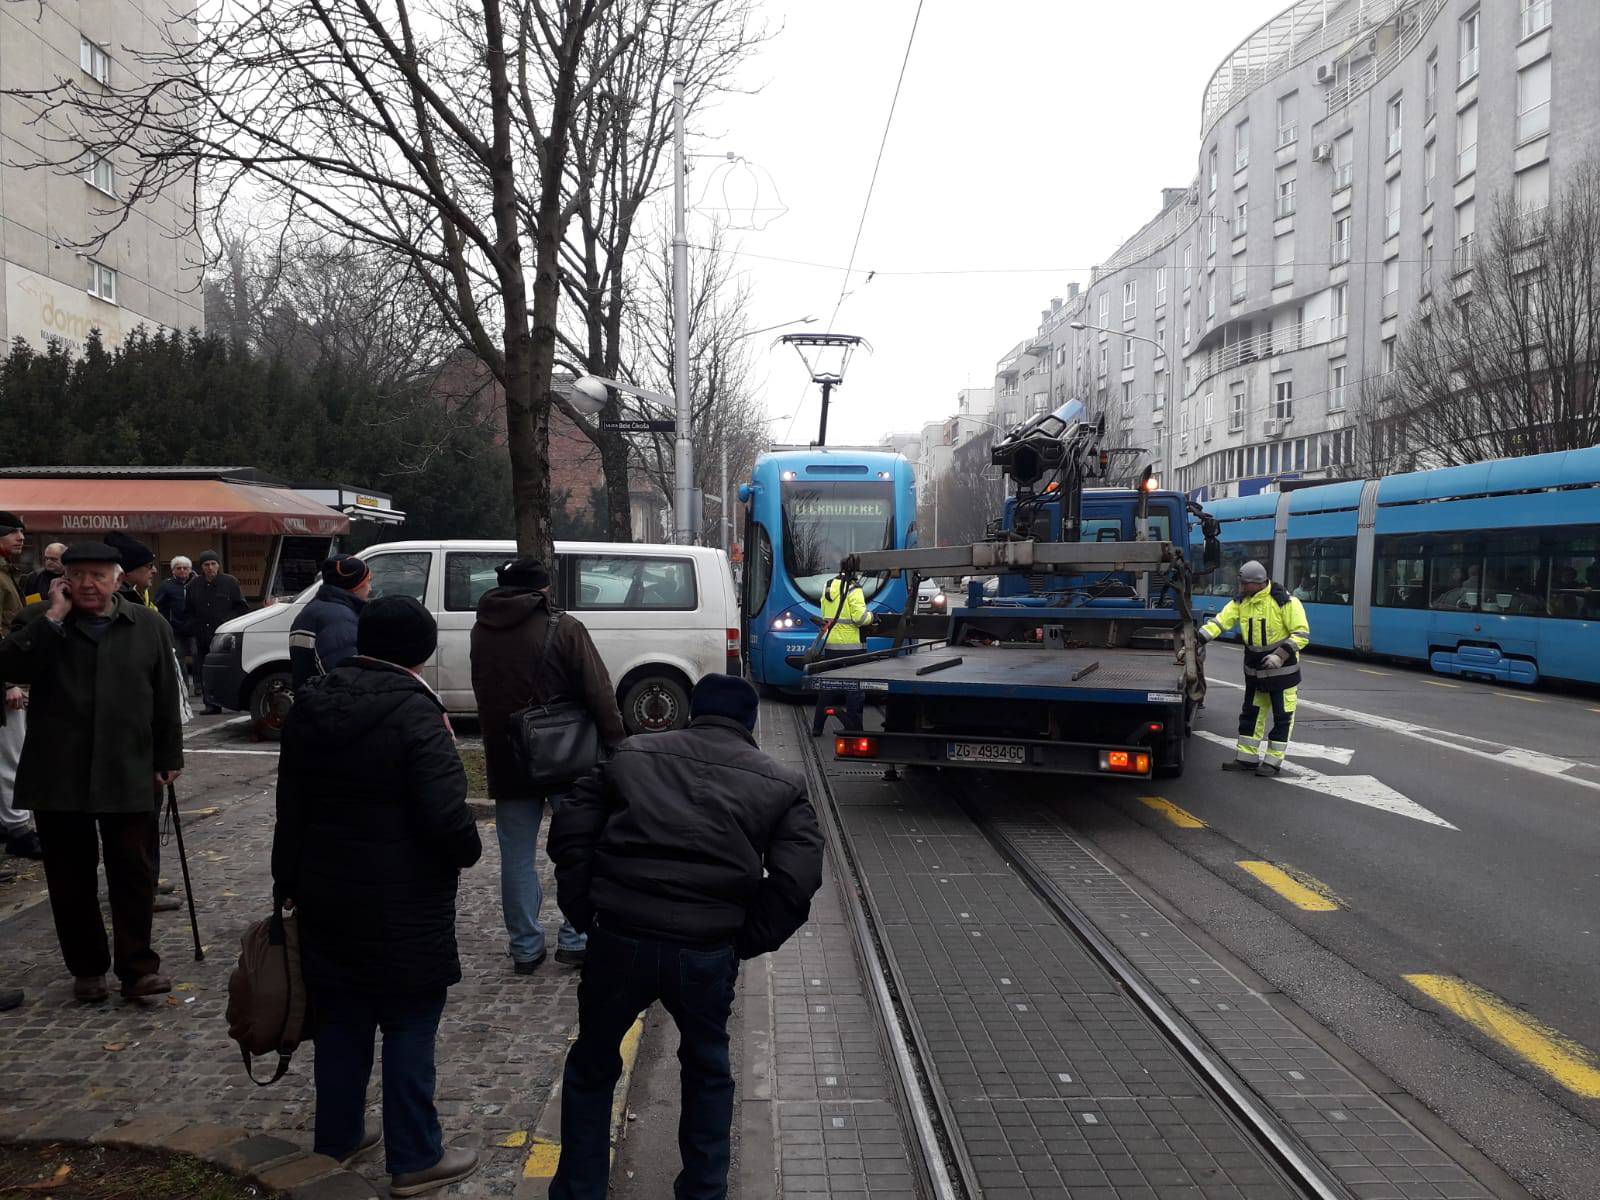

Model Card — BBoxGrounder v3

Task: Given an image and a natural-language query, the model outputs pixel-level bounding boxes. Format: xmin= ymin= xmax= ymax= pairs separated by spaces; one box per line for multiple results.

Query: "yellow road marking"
xmin=1236 ymin=861 xmax=1341 ymax=912
xmin=1495 ymin=692 xmax=1544 ymax=703
xmin=498 ymin=1131 xmax=528 ymax=1148
xmin=1422 ymin=679 xmax=1460 ymax=688
xmin=1404 ymin=974 xmax=1600 ymax=1099
xmin=522 ymin=1140 xmax=561 ymax=1178
xmin=1358 ymin=668 xmax=1391 ymax=677
xmin=521 ymin=1013 xmax=647 ymax=1179
xmin=1138 ymin=795 xmax=1205 ymax=828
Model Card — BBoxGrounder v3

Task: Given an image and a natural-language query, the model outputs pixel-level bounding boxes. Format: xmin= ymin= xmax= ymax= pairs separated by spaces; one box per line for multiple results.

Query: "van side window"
xmin=572 ymin=555 xmax=697 ymax=611
xmin=445 ymin=552 xmax=515 ymax=612
xmin=365 ymin=552 xmax=432 ymax=603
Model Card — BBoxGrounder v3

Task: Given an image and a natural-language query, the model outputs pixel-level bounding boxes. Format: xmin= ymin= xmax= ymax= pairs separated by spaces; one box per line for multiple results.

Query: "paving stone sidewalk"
xmin=0 ymin=727 xmax=584 ymax=1196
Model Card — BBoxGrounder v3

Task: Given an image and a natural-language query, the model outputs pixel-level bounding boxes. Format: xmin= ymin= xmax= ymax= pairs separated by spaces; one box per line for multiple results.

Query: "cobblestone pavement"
xmin=0 ymin=717 xmax=583 ymax=1196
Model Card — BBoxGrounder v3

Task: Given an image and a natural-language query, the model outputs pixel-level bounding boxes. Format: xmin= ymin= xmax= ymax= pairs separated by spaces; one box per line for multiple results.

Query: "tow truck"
xmin=803 ymin=400 xmax=1220 ymax=780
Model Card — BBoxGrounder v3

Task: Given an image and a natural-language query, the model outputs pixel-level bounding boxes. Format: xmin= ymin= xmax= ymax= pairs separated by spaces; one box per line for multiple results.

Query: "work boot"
xmin=153 ymin=895 xmax=182 ymax=913
xmin=1256 ymin=761 xmax=1283 ymax=778
xmin=554 ymin=946 xmax=586 ymax=967
xmin=74 ymin=975 xmax=109 ymax=1004
xmin=5 ymin=831 xmax=43 ymax=860
xmin=512 ymin=950 xmax=546 ymax=976
xmin=339 ymin=1126 xmax=383 ymax=1167
xmin=0 ymin=987 xmax=23 ymax=1011
xmin=120 ymin=974 xmax=172 ymax=1000
xmin=390 ymin=1148 xmax=479 ymax=1197
xmin=1220 ymin=759 xmax=1256 ymax=772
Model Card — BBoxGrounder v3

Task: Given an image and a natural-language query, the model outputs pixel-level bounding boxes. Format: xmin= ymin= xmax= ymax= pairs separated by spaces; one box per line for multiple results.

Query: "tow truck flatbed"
xmin=805 ymin=643 xmax=1185 ymax=705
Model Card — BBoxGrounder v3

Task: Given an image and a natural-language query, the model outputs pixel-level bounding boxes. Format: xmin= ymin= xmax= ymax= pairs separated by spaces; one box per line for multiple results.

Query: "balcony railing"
xmin=1276 ymin=192 xmax=1296 ymax=218
xmin=1323 ymin=0 xmax=1450 ymax=119
xmin=1331 ymin=237 xmax=1351 ymax=264
xmin=1521 ymin=0 xmax=1552 ymax=38
xmin=1183 ymin=315 xmax=1325 ymax=397
xmin=1517 ymin=100 xmax=1550 ymax=142
xmin=1278 ymin=123 xmax=1298 ymax=148
xmin=1451 ymin=235 xmax=1476 ymax=276
xmin=1328 ymin=385 xmax=1347 ymax=411
xmin=1332 ymin=163 xmax=1353 ymax=191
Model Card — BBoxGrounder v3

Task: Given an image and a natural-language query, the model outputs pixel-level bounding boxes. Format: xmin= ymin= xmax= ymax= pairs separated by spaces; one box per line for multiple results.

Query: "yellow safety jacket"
xmin=1201 ymin=583 xmax=1311 ymax=691
xmin=821 ymin=578 xmax=871 ymax=648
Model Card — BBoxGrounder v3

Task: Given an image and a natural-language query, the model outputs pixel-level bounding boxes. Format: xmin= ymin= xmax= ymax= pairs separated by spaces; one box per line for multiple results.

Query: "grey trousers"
xmin=0 ymin=710 xmax=34 ymax=837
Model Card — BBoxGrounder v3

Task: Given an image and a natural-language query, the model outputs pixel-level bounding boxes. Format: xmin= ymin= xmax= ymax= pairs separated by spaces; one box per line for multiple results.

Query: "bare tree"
xmin=547 ymin=0 xmax=765 ymax=540
xmin=3 ymin=0 xmax=629 ymax=556
xmin=1383 ymin=158 xmax=1600 ymax=467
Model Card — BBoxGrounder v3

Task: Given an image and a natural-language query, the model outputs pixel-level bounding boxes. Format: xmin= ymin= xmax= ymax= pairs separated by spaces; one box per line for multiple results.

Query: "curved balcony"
xmin=1183 ymin=316 xmax=1327 ymax=399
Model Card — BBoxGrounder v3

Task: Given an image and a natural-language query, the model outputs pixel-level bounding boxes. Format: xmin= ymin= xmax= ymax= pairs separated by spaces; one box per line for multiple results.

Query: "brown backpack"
xmin=225 ymin=907 xmax=310 ymax=1085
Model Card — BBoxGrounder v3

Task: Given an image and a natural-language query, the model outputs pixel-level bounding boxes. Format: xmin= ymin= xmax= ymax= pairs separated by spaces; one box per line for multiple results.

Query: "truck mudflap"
xmin=832 ymin=729 xmax=1163 ymax=778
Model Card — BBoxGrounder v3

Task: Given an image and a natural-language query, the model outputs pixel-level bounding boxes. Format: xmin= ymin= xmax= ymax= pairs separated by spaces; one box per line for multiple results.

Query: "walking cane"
xmin=164 ymin=783 xmax=205 ymax=962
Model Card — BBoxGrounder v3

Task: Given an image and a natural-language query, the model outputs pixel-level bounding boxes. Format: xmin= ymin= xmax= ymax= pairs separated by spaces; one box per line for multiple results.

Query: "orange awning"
xmin=0 ymin=479 xmax=350 ymax=537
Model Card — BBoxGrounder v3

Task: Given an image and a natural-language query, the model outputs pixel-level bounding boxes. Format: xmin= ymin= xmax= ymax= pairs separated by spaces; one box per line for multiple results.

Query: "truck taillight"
xmin=1099 ymin=749 xmax=1151 ymax=775
xmin=836 ymin=736 xmax=878 ymax=759
xmin=726 ymin=628 xmax=741 ymax=674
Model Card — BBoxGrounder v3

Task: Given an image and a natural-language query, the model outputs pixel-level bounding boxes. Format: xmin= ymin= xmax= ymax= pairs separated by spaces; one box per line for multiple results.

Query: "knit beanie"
xmin=105 ymin=531 xmax=155 ymax=572
xmin=320 ymin=553 xmax=372 ymax=591
xmin=357 ymin=595 xmax=437 ymax=668
xmin=690 ymin=673 xmax=759 ymax=731
xmin=496 ymin=557 xmax=552 ymax=591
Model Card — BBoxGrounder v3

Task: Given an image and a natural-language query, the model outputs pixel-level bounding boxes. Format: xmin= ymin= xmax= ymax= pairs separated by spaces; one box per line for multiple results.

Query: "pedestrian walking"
xmin=547 ymin=674 xmax=823 ymax=1200
xmin=289 ymin=554 xmax=371 ymax=689
xmin=1198 ymin=559 xmax=1311 ymax=776
xmin=272 ymin=595 xmax=482 ymax=1197
xmin=0 ymin=512 xmax=42 ymax=864
xmin=0 ymin=543 xmax=183 ymax=1003
xmin=153 ymin=557 xmax=195 ymax=690
xmin=470 ymin=557 xmax=624 ymax=973
xmin=811 ymin=573 xmax=872 ymax=736
xmin=185 ymin=550 xmax=248 ymax=713
xmin=20 ymin=542 xmax=64 ymax=605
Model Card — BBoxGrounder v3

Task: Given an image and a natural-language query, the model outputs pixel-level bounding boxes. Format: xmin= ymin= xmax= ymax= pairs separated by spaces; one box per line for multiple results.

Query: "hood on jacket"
xmin=313 ymin=584 xmax=367 ymax=612
xmin=474 ymin=587 xmax=548 ymax=631
xmin=289 ymin=658 xmax=439 ymax=747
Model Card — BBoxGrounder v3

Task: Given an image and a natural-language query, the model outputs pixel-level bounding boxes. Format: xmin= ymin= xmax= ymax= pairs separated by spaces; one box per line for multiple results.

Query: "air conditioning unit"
xmin=1263 ymin=418 xmax=1283 ymax=437
xmin=1312 ymin=142 xmax=1333 ymax=163
xmin=1315 ymin=63 xmax=1334 ymax=84
xmin=1366 ymin=36 xmax=1378 ymax=53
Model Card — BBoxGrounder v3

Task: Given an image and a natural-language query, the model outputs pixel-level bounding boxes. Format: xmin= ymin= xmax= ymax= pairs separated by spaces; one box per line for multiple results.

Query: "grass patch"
xmin=459 ymin=745 xmax=488 ymax=797
xmin=0 ymin=1142 xmax=274 ymax=1199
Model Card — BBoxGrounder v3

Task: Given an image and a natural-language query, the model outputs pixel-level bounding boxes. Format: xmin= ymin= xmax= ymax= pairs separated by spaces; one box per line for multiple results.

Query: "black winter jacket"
xmin=272 ymin=658 xmax=482 ymax=994
xmin=548 ymin=716 xmax=823 ymax=959
xmin=184 ymin=572 xmax=249 ymax=642
xmin=290 ymin=585 xmax=365 ymax=688
xmin=153 ymin=578 xmax=190 ymax=635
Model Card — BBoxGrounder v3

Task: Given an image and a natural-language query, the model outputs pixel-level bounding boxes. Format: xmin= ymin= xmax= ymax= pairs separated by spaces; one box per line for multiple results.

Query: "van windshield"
xmin=780 ymin=481 xmax=895 ymax=603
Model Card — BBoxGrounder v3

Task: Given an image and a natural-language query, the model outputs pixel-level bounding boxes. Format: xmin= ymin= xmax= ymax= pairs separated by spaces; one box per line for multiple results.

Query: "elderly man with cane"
xmin=0 ymin=543 xmax=184 ymax=1002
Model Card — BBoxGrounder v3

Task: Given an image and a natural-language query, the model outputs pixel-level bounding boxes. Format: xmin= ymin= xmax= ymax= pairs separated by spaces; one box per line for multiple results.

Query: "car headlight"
xmin=211 ymin=633 xmax=236 ymax=654
xmin=931 ymin=593 xmax=946 ymax=608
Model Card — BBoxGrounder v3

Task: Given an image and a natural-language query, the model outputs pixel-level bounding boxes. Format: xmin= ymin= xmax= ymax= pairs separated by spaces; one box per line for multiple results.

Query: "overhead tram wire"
xmin=782 ymin=0 xmax=927 ymax=446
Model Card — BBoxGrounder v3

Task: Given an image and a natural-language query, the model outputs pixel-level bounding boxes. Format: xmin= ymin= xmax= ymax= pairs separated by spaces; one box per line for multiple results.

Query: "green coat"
xmin=0 ymin=596 xmax=184 ymax=814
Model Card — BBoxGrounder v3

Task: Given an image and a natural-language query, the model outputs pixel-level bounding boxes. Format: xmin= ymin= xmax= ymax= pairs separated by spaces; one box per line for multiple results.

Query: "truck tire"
xmin=1154 ymin=729 xmax=1186 ymax=779
xmin=622 ymin=675 xmax=690 ymax=734
xmin=249 ymin=670 xmax=294 ymax=740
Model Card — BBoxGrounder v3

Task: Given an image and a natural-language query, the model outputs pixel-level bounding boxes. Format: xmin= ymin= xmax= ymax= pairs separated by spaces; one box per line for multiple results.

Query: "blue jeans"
xmin=551 ymin=926 xmax=739 ymax=1200
xmin=310 ymin=985 xmax=447 ymax=1176
xmin=496 ymin=796 xmax=585 ymax=962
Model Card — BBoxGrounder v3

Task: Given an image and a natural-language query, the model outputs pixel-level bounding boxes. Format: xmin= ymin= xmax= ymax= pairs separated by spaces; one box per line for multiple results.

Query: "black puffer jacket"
xmin=272 ymin=658 xmax=482 ymax=994
xmin=548 ymin=716 xmax=823 ymax=959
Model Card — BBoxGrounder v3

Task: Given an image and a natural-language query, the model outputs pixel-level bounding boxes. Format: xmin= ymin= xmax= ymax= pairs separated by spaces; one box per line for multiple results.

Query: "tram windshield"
xmin=780 ymin=480 xmax=895 ymax=602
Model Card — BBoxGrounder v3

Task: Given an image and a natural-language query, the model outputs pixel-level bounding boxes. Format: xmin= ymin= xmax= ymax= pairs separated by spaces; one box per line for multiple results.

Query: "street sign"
xmin=601 ymin=419 xmax=676 ymax=434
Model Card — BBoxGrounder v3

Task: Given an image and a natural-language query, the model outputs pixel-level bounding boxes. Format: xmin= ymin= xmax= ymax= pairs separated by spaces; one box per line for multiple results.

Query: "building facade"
xmin=990 ymin=0 xmax=1597 ymax=500
xmin=0 ymin=0 xmax=204 ymax=351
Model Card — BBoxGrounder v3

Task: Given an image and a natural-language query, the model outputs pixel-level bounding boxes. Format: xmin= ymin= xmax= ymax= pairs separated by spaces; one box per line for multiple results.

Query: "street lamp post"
xmin=671 ymin=77 xmax=692 ymax=545
xmin=1069 ymin=320 xmax=1172 ymax=477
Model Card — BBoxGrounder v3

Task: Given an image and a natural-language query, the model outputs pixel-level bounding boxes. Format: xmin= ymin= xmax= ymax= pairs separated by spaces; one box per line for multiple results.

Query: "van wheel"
xmin=249 ymin=670 xmax=294 ymax=739
xmin=622 ymin=676 xmax=689 ymax=734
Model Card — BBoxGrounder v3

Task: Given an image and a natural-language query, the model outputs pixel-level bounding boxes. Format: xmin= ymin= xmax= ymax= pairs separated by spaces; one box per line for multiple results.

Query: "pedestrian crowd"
xmin=0 ymin=525 xmax=824 ymax=1200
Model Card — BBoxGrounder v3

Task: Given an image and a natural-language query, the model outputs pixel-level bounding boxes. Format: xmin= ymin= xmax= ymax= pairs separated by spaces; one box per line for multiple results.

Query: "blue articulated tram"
xmin=1189 ymin=446 xmax=1600 ymax=686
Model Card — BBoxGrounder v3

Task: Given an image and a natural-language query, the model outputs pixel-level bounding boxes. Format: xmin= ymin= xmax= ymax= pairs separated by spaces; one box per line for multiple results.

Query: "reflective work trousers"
xmin=1236 ymin=679 xmax=1297 ymax=766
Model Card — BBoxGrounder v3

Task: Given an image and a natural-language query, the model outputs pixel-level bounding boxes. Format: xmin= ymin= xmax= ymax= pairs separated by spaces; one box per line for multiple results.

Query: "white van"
xmin=202 ymin=540 xmax=741 ymax=734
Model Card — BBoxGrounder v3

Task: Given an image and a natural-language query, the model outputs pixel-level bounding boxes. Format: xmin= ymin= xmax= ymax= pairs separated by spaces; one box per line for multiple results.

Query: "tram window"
xmin=1373 ymin=536 xmax=1429 ymax=608
xmin=747 ymin=523 xmax=773 ymax=615
xmin=1213 ymin=540 xmax=1272 ymax=595
xmin=1287 ymin=537 xmax=1354 ymax=605
xmin=1481 ymin=533 xmax=1545 ymax=615
xmin=1543 ymin=526 xmax=1600 ymax=619
xmin=1428 ymin=537 xmax=1483 ymax=611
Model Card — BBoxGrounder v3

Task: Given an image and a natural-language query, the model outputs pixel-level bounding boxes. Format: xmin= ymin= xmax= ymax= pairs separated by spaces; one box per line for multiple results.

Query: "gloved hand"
xmin=1261 ymin=649 xmax=1288 ymax=670
xmin=1198 ymin=628 xmax=1214 ymax=644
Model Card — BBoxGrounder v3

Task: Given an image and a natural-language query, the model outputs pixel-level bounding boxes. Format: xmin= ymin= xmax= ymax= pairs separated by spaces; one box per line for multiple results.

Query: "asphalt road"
xmin=1023 ymin=644 xmax=1600 ymax=1199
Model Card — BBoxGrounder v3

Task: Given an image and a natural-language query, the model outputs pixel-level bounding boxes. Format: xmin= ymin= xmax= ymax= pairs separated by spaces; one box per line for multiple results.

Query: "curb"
xmin=512 ymin=1011 xmax=648 ymax=1198
xmin=0 ymin=1110 xmax=380 ymax=1198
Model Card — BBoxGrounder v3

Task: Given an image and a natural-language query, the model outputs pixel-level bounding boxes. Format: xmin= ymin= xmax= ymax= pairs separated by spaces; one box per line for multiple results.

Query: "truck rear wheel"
xmin=1153 ymin=729 xmax=1186 ymax=779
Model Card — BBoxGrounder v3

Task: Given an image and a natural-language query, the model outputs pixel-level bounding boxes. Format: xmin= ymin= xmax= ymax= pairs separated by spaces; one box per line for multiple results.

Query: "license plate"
xmin=945 ymin=741 xmax=1027 ymax=764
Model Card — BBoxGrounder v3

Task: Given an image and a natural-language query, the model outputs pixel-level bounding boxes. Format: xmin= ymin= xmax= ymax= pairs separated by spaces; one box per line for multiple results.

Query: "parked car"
xmin=915 ymin=577 xmax=948 ymax=613
xmin=203 ymin=540 xmax=741 ymax=736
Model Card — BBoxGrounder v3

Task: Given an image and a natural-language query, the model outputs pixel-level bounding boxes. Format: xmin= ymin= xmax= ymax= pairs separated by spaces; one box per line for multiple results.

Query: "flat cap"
xmin=61 ymin=542 xmax=123 ymax=565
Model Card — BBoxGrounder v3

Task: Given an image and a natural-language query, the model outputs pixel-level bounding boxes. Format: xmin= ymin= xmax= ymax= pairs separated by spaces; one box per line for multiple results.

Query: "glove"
xmin=1198 ymin=628 xmax=1214 ymax=644
xmin=1261 ymin=649 xmax=1288 ymax=670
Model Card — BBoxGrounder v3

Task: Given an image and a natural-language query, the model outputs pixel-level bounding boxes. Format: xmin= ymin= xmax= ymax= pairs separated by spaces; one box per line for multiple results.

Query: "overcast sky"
xmin=688 ymin=0 xmax=1290 ymax=448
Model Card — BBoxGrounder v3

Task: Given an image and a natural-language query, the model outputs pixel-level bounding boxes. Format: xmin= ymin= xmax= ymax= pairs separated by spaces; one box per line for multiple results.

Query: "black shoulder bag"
xmin=507 ymin=612 xmax=602 ymax=792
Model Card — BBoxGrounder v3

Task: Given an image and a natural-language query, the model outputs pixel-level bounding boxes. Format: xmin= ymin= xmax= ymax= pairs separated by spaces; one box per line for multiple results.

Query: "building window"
xmin=1122 ymin=280 xmax=1137 ymax=322
xmin=1232 ymin=255 xmax=1247 ymax=302
xmin=1234 ymin=194 xmax=1248 ymax=239
xmin=1097 ymin=345 xmax=1107 ymax=378
xmin=1421 ymin=230 xmax=1436 ymax=293
xmin=1331 ymin=282 xmax=1348 ymax=338
xmin=1423 ymin=140 xmax=1437 ymax=209
xmin=1386 ymin=93 xmax=1404 ymax=157
xmin=1276 ymin=165 xmax=1296 ymax=218
xmin=1209 ymin=147 xmax=1218 ymax=194
xmin=1206 ymin=276 xmax=1216 ymax=319
xmin=1425 ymin=52 xmax=1439 ymax=121
xmin=1098 ymin=293 xmax=1109 ymax=325
xmin=1515 ymin=161 xmax=1551 ymax=217
xmin=1385 ymin=175 xmax=1402 ymax=239
xmin=1182 ymin=302 xmax=1191 ymax=344
xmin=1230 ymin=382 xmax=1245 ymax=431
xmin=1520 ymin=0 xmax=1551 ymax=39
xmin=1234 ymin=119 xmax=1250 ymax=171
xmin=1183 ymin=245 xmax=1194 ymax=291
xmin=1207 ymin=208 xmax=1218 ymax=256
xmin=1154 ymin=322 xmax=1166 ymax=356
xmin=1457 ymin=103 xmax=1478 ymax=177
xmin=1332 ymin=213 xmax=1352 ymax=264
xmin=87 ymin=260 xmax=117 ymax=303
xmin=1459 ymin=9 xmax=1480 ymax=80
xmin=1383 ymin=257 xmax=1400 ymax=317
xmin=1155 ymin=266 xmax=1167 ymax=302
xmin=82 ymin=151 xmax=114 ymax=195
xmin=1517 ymin=57 xmax=1551 ymax=142
xmin=1381 ymin=336 xmax=1397 ymax=374
xmin=1122 ymin=338 xmax=1135 ymax=369
xmin=1329 ymin=359 xmax=1347 ymax=412
xmin=79 ymin=36 xmax=111 ymax=84
xmin=1277 ymin=92 xmax=1298 ymax=148
xmin=1153 ymin=368 xmax=1166 ymax=410
xmin=1272 ymin=374 xmax=1293 ymax=422
xmin=1332 ymin=132 xmax=1353 ymax=191
xmin=1272 ymin=234 xmax=1293 ymax=287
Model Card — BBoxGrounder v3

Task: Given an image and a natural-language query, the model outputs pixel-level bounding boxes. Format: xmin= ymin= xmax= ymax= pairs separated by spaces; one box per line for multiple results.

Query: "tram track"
xmin=793 ymin=704 xmax=1351 ymax=1200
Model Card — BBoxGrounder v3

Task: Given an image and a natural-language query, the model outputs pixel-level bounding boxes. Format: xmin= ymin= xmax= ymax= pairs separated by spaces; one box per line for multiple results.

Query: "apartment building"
xmin=990 ymin=0 xmax=1597 ymax=500
xmin=0 ymin=0 xmax=203 ymax=353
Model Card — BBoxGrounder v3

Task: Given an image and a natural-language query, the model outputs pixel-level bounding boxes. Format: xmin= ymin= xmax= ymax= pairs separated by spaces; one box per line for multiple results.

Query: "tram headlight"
xmin=770 ymin=613 xmax=799 ymax=631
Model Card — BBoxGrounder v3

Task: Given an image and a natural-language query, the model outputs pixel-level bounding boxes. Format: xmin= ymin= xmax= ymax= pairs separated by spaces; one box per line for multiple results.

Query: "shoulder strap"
xmin=528 ymin=611 xmax=561 ymax=707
